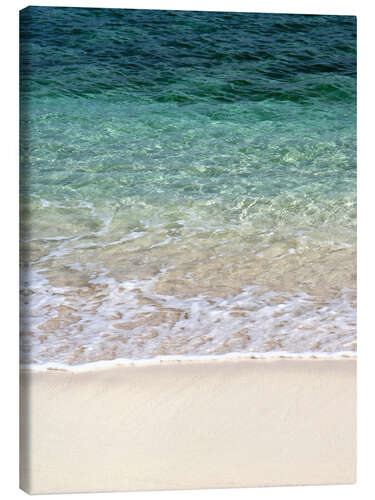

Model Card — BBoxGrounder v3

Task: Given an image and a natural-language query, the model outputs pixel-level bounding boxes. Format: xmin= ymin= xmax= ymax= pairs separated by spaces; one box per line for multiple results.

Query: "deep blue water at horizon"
xmin=20 ymin=7 xmax=356 ymax=209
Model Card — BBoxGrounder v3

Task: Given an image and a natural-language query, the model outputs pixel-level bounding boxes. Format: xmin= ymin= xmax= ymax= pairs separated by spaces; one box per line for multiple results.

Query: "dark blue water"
xmin=20 ymin=8 xmax=356 ymax=364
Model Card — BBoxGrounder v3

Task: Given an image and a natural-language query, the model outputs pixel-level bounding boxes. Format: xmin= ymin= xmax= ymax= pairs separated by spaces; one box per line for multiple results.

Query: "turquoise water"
xmin=20 ymin=8 xmax=356 ymax=365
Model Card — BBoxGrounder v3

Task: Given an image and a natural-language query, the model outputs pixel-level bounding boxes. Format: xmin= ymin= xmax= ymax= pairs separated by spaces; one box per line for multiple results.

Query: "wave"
xmin=20 ymin=264 xmax=356 ymax=366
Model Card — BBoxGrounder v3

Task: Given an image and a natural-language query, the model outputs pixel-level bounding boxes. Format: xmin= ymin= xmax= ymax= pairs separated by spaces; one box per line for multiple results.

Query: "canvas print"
xmin=19 ymin=7 xmax=356 ymax=494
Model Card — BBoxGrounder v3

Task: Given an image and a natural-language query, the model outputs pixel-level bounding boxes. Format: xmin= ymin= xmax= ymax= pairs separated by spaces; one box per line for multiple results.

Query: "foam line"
xmin=21 ymin=350 xmax=357 ymax=373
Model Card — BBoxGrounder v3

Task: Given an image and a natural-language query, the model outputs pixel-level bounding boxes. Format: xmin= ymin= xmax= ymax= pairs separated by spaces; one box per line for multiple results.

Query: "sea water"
xmin=20 ymin=8 xmax=356 ymax=365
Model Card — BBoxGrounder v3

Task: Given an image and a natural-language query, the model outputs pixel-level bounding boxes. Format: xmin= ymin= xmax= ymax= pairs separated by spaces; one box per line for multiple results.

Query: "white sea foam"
xmin=21 ymin=350 xmax=357 ymax=373
xmin=20 ymin=194 xmax=356 ymax=367
xmin=20 ymin=266 xmax=356 ymax=366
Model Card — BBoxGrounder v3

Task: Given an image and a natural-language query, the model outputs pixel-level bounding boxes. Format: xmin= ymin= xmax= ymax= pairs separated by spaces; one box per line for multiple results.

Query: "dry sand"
xmin=20 ymin=357 xmax=356 ymax=494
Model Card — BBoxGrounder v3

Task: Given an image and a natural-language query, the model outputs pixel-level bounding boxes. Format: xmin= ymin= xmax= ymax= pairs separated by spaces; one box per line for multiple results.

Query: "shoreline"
xmin=20 ymin=350 xmax=357 ymax=373
xmin=20 ymin=356 xmax=356 ymax=493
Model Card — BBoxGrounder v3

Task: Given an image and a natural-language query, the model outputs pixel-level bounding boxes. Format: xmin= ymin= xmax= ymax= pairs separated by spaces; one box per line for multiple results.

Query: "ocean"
xmin=20 ymin=7 xmax=356 ymax=365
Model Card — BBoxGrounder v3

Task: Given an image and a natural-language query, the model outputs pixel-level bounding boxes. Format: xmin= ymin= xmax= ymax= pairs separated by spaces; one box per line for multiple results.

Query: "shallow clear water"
xmin=20 ymin=8 xmax=356 ymax=365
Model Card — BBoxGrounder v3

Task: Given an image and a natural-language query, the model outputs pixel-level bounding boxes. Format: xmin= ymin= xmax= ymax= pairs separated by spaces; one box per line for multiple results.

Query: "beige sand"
xmin=20 ymin=357 xmax=356 ymax=494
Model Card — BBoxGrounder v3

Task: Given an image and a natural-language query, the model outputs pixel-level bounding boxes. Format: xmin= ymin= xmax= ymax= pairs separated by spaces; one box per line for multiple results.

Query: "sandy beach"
xmin=20 ymin=357 xmax=356 ymax=494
